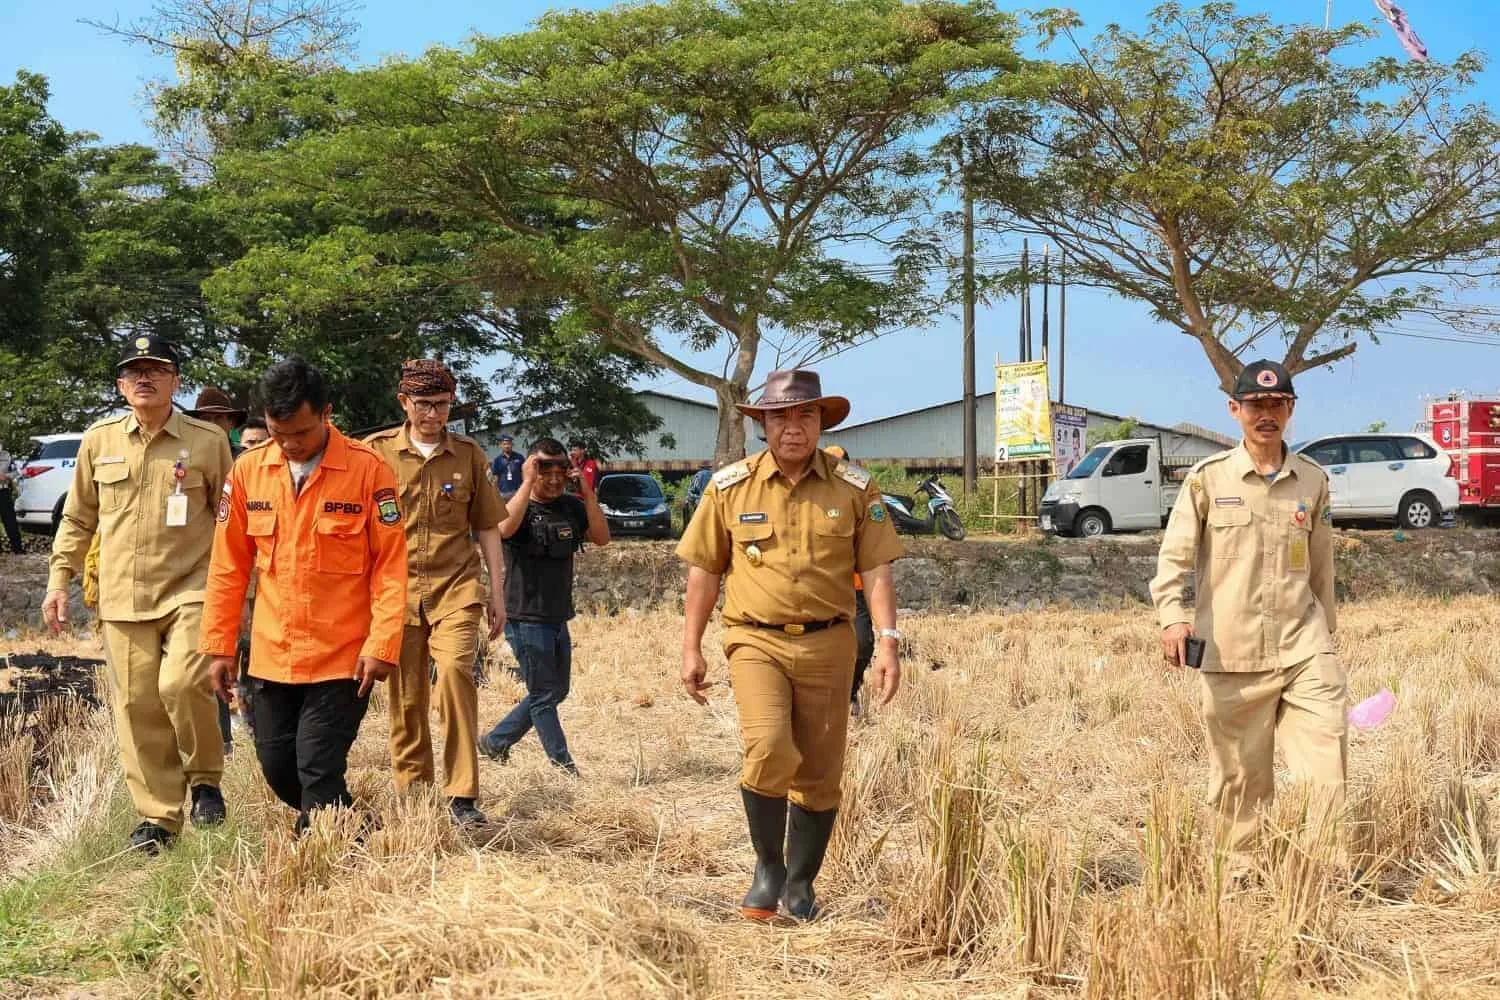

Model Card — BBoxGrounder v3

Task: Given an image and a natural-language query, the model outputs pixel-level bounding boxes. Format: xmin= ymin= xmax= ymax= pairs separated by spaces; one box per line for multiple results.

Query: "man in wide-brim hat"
xmin=186 ymin=388 xmax=248 ymax=452
xmin=676 ymin=369 xmax=904 ymax=922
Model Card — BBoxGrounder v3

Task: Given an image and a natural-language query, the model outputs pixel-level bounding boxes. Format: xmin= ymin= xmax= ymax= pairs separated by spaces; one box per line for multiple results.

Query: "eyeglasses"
xmin=119 ymin=365 xmax=176 ymax=382
xmin=407 ymin=398 xmax=453 ymax=415
xmin=536 ymin=460 xmax=571 ymax=474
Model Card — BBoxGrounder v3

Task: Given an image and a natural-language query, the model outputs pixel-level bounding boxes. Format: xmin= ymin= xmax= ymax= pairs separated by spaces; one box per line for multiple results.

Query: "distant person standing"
xmin=239 ymin=418 xmax=270 ymax=450
xmin=201 ymin=359 xmax=407 ymax=833
xmin=187 ymin=388 xmax=248 ymax=457
xmin=1151 ymin=360 xmax=1345 ymax=875
xmin=43 ymin=335 xmax=234 ymax=854
xmin=491 ymin=435 xmax=525 ymax=499
xmin=567 ymin=440 xmax=600 ymax=493
xmin=366 ymin=359 xmax=507 ymax=828
xmin=479 ymin=437 xmax=610 ymax=775
xmin=0 ymin=444 xmax=23 ymax=555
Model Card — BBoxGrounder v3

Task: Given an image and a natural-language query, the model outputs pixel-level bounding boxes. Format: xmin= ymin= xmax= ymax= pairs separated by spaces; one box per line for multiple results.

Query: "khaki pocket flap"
xmin=730 ymin=522 xmax=773 ymax=543
xmin=1208 ymin=506 xmax=1252 ymax=527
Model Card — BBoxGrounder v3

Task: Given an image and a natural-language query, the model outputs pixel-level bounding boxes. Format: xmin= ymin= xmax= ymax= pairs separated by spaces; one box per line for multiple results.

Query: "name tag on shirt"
xmin=165 ymin=493 xmax=189 ymax=527
xmin=1289 ymin=536 xmax=1308 ymax=572
xmin=1214 ymin=497 xmax=1244 ymax=507
xmin=97 ymin=456 xmax=126 ymax=465
xmin=739 ymin=512 xmax=768 ymax=524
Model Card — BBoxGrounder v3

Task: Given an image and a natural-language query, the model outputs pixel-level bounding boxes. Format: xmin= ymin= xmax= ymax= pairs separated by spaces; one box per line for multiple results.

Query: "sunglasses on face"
xmin=536 ymin=459 xmax=572 ymax=474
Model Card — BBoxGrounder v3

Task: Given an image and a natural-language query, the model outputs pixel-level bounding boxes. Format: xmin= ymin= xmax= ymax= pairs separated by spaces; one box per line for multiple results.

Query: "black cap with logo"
xmin=116 ymin=335 xmax=181 ymax=371
xmin=1232 ymin=359 xmax=1296 ymax=400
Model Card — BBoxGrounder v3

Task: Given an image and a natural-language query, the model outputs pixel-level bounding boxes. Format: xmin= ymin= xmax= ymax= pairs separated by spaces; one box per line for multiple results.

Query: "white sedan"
xmin=1296 ymin=433 xmax=1459 ymax=529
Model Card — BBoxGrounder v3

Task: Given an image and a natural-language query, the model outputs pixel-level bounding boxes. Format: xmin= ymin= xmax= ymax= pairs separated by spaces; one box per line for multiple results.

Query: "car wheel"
xmin=1398 ymin=491 xmax=1439 ymax=530
xmin=1076 ymin=509 xmax=1110 ymax=538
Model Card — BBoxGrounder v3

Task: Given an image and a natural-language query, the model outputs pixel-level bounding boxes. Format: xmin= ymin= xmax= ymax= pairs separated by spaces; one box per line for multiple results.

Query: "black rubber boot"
xmin=783 ymin=803 xmax=837 ymax=921
xmin=740 ymin=787 xmax=788 ymax=921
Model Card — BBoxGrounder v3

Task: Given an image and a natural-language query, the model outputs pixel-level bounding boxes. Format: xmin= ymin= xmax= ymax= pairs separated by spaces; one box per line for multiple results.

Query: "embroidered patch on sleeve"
xmin=1321 ymin=505 xmax=1333 ymax=525
xmin=868 ymin=501 xmax=887 ymax=523
xmin=375 ymin=487 xmax=401 ymax=525
xmin=217 ymin=495 xmax=229 ymax=523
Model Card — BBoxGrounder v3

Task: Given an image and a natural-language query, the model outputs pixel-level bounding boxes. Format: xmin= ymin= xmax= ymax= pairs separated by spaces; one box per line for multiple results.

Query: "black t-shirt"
xmin=503 ymin=494 xmax=588 ymax=623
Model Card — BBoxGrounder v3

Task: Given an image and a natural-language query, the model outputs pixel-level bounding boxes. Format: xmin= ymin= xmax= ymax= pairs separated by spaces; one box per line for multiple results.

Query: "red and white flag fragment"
xmin=1372 ymin=0 xmax=1430 ymax=63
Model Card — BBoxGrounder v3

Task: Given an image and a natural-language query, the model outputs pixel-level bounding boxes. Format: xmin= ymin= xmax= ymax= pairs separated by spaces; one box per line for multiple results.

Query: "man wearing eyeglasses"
xmin=366 ymin=360 xmax=507 ymax=827
xmin=43 ymin=335 xmax=234 ymax=855
xmin=478 ymin=437 xmax=609 ymax=775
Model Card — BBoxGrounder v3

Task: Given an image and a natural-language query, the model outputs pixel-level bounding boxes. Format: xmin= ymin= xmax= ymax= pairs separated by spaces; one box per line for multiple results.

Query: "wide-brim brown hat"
xmin=735 ymin=369 xmax=851 ymax=430
xmin=186 ymin=387 xmax=248 ymax=423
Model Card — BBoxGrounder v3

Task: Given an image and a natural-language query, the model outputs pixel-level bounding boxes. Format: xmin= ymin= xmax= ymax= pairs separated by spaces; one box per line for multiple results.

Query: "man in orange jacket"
xmin=200 ymin=359 xmax=407 ymax=832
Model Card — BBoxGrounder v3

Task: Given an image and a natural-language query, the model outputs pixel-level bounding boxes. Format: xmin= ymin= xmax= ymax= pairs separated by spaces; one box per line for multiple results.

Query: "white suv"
xmin=15 ymin=433 xmax=84 ymax=531
xmin=1296 ymin=433 xmax=1458 ymax=529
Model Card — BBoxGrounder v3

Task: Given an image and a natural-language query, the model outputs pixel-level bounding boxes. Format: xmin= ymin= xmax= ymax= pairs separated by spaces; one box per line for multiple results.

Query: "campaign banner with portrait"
xmin=1052 ymin=404 xmax=1088 ymax=477
xmin=995 ymin=361 xmax=1052 ymax=462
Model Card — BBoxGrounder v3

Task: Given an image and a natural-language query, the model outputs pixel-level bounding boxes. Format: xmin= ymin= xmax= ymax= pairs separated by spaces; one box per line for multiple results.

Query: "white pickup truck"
xmin=1040 ymin=438 xmax=1204 ymax=537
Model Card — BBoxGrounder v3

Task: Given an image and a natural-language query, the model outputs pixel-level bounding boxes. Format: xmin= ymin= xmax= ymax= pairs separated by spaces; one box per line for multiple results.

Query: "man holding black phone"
xmin=1150 ymin=360 xmax=1345 ymax=875
xmin=478 ymin=437 xmax=609 ymax=774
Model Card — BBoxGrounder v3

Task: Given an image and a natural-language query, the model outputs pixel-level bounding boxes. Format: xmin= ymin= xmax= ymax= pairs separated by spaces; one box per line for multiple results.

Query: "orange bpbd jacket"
xmin=200 ymin=426 xmax=408 ymax=683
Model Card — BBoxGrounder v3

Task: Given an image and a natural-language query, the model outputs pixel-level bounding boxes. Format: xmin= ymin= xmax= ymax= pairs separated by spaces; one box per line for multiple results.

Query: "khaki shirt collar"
xmin=124 ymin=408 xmax=185 ymax=440
xmin=398 ymin=424 xmax=453 ymax=459
xmin=1230 ymin=441 xmax=1298 ymax=484
xmin=754 ymin=447 xmax=832 ymax=483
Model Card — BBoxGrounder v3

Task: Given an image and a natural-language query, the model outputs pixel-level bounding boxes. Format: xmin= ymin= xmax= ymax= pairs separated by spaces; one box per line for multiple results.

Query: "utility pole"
xmin=962 ymin=173 xmax=977 ymax=497
xmin=1059 ymin=251 xmax=1067 ymax=404
xmin=1019 ymin=240 xmax=1030 ymax=362
xmin=1040 ymin=245 xmax=1050 ymax=366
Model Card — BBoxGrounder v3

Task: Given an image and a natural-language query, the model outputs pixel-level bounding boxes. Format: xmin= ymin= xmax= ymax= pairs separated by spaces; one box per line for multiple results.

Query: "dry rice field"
xmin=2 ymin=597 xmax=1500 ymax=999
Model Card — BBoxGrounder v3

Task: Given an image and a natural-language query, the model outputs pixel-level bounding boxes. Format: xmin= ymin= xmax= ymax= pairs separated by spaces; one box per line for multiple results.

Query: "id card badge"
xmin=1289 ymin=536 xmax=1309 ymax=572
xmin=165 ymin=493 xmax=189 ymax=527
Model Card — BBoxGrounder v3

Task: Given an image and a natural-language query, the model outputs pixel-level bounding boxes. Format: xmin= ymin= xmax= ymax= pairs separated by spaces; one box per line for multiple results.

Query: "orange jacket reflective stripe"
xmin=199 ymin=427 xmax=408 ymax=683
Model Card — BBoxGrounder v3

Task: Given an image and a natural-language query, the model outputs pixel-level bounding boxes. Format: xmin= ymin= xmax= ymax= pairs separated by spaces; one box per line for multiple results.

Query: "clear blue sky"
xmin=3 ymin=1 xmax=1496 ymax=441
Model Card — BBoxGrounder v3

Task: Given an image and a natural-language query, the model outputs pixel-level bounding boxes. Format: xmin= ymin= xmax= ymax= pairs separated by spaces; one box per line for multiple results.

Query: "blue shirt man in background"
xmin=491 ymin=435 xmax=525 ymax=499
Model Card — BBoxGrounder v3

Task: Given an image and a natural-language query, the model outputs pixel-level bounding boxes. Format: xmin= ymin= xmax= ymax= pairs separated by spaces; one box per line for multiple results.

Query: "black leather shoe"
xmin=127 ymin=821 xmax=175 ymax=855
xmin=190 ymin=784 xmax=227 ymax=826
xmin=740 ymin=787 xmax=788 ymax=921
xmin=449 ymin=797 xmax=488 ymax=827
xmin=783 ymin=803 xmax=837 ymax=921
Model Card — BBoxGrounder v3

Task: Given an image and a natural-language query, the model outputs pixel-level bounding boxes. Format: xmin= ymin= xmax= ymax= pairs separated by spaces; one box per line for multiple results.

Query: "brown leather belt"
xmin=742 ymin=619 xmax=837 ymax=636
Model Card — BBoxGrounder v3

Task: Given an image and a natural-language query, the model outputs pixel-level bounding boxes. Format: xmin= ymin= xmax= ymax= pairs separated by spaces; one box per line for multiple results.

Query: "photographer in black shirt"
xmin=478 ymin=437 xmax=609 ymax=774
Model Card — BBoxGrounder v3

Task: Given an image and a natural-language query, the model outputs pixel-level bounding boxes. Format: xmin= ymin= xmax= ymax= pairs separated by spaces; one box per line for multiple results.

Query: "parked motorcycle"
xmin=882 ymin=475 xmax=966 ymax=540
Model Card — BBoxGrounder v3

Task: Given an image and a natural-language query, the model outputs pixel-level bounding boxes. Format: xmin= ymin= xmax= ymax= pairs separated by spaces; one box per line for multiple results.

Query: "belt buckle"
xmin=784 ymin=623 xmax=806 ymax=636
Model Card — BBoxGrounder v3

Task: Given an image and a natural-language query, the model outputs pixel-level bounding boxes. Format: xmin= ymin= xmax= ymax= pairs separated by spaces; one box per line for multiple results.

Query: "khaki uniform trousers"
xmin=1200 ymin=653 xmax=1348 ymax=862
xmin=100 ymin=602 xmax=224 ymax=834
xmin=389 ymin=605 xmax=482 ymax=799
xmin=726 ymin=623 xmax=857 ymax=812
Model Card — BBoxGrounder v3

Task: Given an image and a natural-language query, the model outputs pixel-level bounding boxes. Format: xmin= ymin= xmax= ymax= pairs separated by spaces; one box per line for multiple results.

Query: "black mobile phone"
xmin=1184 ymin=637 xmax=1206 ymax=670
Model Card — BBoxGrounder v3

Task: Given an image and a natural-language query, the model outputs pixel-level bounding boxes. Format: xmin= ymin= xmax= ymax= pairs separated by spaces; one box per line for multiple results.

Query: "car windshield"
xmin=598 ymin=477 xmax=664 ymax=504
xmin=29 ymin=439 xmax=79 ymax=461
xmin=1067 ymin=445 xmax=1112 ymax=480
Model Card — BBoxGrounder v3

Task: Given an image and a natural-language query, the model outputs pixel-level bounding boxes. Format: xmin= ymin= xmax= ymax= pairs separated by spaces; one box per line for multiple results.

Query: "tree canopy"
xmin=969 ymin=2 xmax=1500 ymax=390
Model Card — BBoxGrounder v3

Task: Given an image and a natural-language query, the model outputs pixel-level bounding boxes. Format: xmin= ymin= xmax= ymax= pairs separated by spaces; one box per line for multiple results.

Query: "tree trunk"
xmin=1196 ymin=332 xmax=1244 ymax=395
xmin=713 ymin=381 xmax=750 ymax=467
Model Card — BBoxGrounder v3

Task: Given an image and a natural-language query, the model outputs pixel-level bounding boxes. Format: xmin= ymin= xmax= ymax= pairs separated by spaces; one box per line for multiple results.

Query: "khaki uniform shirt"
xmin=364 ymin=426 xmax=505 ymax=625
xmin=1150 ymin=443 xmax=1336 ymax=673
xmin=676 ymin=449 xmax=904 ymax=625
xmin=50 ymin=410 xmax=233 ymax=622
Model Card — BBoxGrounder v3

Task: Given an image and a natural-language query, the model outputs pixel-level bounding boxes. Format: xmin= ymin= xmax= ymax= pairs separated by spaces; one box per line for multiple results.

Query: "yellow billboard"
xmin=995 ymin=361 xmax=1052 ymax=462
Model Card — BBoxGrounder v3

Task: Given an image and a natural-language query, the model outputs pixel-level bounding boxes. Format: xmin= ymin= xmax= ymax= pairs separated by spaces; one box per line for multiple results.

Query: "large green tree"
xmin=230 ymin=0 xmax=1021 ymax=463
xmin=0 ymin=72 xmax=85 ymax=354
xmin=970 ymin=2 xmax=1500 ymax=390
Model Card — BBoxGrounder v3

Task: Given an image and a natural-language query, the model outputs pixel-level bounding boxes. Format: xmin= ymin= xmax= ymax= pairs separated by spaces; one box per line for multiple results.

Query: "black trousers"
xmin=247 ymin=676 xmax=369 ymax=817
xmin=851 ymin=590 xmax=874 ymax=700
xmin=0 ymin=487 xmax=22 ymax=554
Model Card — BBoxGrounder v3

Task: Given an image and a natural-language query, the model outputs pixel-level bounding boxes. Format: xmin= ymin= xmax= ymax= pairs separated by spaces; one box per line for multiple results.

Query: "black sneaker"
xmin=449 ymin=797 xmax=488 ymax=828
xmin=190 ymin=784 xmax=227 ymax=826
xmin=551 ymin=758 xmax=580 ymax=778
xmin=127 ymin=821 xmax=175 ymax=855
xmin=478 ymin=733 xmax=511 ymax=764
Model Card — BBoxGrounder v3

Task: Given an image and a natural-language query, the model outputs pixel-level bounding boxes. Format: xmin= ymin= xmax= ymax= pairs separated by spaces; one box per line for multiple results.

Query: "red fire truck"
xmin=1425 ymin=394 xmax=1500 ymax=514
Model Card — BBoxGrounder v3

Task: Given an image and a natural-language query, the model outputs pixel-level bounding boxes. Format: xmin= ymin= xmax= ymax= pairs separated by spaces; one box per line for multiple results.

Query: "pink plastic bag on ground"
xmin=1348 ymin=688 xmax=1396 ymax=730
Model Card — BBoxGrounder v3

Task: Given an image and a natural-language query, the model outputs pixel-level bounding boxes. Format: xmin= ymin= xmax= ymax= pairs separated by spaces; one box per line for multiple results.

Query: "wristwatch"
xmin=876 ymin=628 xmax=902 ymax=642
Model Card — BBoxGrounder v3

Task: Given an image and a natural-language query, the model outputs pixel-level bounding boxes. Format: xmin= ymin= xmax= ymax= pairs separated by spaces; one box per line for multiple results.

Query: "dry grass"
xmin=2 ymin=597 xmax=1500 ymax=998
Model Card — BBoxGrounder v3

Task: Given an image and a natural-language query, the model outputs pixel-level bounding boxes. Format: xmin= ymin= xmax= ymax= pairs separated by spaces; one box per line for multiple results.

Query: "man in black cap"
xmin=1150 ymin=359 xmax=1345 ymax=876
xmin=43 ymin=335 xmax=235 ymax=854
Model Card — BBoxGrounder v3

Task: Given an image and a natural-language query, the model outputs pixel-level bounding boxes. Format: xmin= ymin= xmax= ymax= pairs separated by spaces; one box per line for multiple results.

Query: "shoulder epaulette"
xmin=1190 ymin=449 xmax=1236 ymax=475
xmin=88 ymin=413 xmax=130 ymax=431
xmin=179 ymin=414 xmax=223 ymax=435
xmin=712 ymin=460 xmax=752 ymax=491
xmin=1291 ymin=450 xmax=1330 ymax=481
xmin=834 ymin=460 xmax=872 ymax=490
xmin=365 ymin=426 xmax=401 ymax=442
